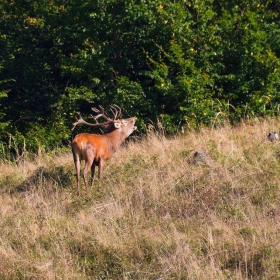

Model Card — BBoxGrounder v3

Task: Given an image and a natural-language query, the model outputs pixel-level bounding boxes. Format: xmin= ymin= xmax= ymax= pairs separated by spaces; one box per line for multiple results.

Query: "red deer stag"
xmin=71 ymin=105 xmax=137 ymax=196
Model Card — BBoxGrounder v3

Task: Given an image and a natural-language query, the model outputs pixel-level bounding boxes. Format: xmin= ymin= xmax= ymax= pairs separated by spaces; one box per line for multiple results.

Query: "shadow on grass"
xmin=0 ymin=165 xmax=73 ymax=195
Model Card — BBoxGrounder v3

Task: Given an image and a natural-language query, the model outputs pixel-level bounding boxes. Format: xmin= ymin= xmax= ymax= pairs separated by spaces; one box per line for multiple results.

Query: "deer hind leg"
xmin=90 ymin=164 xmax=96 ymax=187
xmin=73 ymin=158 xmax=81 ymax=196
xmin=83 ymin=145 xmax=95 ymax=193
xmin=72 ymin=144 xmax=82 ymax=196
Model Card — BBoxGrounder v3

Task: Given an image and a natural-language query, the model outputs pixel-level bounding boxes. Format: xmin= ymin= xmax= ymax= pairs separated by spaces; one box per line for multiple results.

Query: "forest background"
xmin=1 ymin=0 xmax=280 ymax=154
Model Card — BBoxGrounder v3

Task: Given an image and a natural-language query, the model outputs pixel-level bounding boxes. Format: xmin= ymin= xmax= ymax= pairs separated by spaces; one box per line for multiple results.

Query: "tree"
xmin=0 ymin=0 xmax=280 ymax=154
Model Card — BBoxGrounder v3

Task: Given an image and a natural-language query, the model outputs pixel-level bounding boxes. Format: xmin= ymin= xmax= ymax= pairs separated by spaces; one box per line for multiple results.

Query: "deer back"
xmin=72 ymin=133 xmax=113 ymax=161
xmin=71 ymin=105 xmax=137 ymax=162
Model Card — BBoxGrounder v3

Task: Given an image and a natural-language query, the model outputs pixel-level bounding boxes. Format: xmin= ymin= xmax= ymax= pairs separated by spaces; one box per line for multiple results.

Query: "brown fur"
xmin=71 ymin=117 xmax=137 ymax=195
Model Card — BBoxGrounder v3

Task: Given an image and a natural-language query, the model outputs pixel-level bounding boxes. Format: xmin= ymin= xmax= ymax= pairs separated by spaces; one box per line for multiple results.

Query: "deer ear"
xmin=114 ymin=122 xmax=121 ymax=128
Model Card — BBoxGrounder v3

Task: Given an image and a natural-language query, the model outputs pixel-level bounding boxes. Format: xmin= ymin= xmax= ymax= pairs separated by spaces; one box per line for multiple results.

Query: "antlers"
xmin=72 ymin=105 xmax=122 ymax=130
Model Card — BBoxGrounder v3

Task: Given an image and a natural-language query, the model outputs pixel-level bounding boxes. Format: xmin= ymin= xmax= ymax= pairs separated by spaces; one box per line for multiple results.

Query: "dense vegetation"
xmin=1 ymin=119 xmax=280 ymax=279
xmin=1 ymin=0 xmax=280 ymax=153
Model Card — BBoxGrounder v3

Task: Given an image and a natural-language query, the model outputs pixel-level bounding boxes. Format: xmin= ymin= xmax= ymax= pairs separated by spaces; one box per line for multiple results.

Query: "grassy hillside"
xmin=1 ymin=119 xmax=280 ymax=279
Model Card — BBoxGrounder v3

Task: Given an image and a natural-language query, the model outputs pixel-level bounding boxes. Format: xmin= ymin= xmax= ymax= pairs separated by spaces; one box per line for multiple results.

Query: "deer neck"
xmin=105 ymin=130 xmax=127 ymax=154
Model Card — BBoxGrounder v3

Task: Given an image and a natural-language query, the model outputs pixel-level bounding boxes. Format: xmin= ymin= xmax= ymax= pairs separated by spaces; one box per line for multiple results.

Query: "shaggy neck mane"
xmin=105 ymin=129 xmax=127 ymax=154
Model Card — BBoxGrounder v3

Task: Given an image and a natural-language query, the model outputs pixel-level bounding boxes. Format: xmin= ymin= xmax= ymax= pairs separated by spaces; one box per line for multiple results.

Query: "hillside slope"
xmin=1 ymin=119 xmax=280 ymax=279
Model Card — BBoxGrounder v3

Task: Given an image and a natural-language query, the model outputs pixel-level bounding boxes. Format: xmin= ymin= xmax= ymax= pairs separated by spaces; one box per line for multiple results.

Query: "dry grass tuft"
xmin=1 ymin=118 xmax=280 ymax=279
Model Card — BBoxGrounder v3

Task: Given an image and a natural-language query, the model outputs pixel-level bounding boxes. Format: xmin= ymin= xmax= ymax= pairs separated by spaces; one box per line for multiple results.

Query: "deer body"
xmin=71 ymin=105 xmax=136 ymax=196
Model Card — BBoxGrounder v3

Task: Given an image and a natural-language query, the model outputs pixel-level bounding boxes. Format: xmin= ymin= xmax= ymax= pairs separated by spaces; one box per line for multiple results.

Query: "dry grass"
xmin=1 ymin=118 xmax=280 ymax=279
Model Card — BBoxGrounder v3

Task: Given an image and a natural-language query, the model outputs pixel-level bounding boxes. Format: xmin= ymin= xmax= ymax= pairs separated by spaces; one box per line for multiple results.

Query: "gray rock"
xmin=267 ymin=132 xmax=279 ymax=142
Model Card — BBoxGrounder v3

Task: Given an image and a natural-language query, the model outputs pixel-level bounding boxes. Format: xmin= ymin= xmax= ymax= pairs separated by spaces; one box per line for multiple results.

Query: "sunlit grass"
xmin=1 ymin=118 xmax=280 ymax=279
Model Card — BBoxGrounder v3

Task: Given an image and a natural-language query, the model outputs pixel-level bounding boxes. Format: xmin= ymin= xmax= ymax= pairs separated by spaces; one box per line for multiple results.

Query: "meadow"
xmin=1 ymin=119 xmax=280 ymax=279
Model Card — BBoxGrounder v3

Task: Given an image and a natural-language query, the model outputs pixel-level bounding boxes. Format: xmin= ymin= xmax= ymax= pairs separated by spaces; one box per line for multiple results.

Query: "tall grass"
xmin=1 ymin=118 xmax=280 ymax=279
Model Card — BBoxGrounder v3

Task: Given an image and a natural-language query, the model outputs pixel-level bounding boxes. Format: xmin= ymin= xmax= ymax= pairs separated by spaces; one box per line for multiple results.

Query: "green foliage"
xmin=0 ymin=0 xmax=280 ymax=151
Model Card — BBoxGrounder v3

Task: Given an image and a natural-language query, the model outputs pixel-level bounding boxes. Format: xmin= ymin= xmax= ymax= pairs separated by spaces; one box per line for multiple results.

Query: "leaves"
xmin=0 ymin=0 xmax=280 ymax=152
